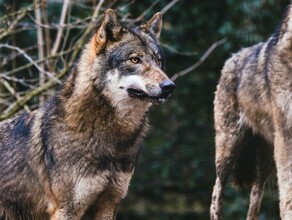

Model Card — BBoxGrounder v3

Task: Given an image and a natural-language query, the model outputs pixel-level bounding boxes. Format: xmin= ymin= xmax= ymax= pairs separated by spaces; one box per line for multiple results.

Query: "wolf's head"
xmin=76 ymin=9 xmax=175 ymax=112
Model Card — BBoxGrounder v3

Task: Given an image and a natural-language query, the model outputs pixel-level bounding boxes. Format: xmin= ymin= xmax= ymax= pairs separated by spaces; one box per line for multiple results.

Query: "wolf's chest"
xmin=72 ymin=170 xmax=133 ymax=209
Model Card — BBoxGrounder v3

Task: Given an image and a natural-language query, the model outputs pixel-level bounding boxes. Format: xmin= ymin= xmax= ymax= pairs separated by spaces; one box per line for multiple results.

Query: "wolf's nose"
xmin=160 ymin=80 xmax=176 ymax=95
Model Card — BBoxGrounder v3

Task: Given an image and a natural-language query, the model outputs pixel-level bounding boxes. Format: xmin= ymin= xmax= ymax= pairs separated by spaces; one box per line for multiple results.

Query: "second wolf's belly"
xmin=238 ymin=83 xmax=274 ymax=143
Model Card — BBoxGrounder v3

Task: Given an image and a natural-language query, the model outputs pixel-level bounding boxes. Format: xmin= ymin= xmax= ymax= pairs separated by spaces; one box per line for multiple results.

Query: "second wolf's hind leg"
xmin=210 ymin=90 xmax=244 ymax=220
xmin=247 ymin=182 xmax=265 ymax=220
xmin=210 ymin=125 xmax=243 ymax=220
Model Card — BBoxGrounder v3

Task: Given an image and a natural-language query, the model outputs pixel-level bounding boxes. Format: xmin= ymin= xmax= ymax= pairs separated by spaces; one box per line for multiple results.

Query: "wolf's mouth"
xmin=127 ymin=88 xmax=148 ymax=99
xmin=127 ymin=88 xmax=168 ymax=104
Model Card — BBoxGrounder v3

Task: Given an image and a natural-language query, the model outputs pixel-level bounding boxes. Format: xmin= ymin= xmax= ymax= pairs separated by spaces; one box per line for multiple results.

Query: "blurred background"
xmin=0 ymin=0 xmax=288 ymax=219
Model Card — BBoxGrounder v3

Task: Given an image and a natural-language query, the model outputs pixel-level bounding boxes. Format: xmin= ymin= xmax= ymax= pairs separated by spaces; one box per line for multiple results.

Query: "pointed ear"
xmin=141 ymin=12 xmax=163 ymax=39
xmin=95 ymin=9 xmax=122 ymax=53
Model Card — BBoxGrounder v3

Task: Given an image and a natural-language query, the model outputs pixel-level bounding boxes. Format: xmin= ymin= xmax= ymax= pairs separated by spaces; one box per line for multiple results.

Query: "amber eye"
xmin=157 ymin=59 xmax=162 ymax=66
xmin=130 ymin=57 xmax=141 ymax=64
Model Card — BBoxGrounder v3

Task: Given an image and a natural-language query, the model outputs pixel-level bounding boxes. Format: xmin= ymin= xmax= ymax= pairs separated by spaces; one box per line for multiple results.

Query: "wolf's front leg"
xmin=273 ymin=104 xmax=292 ymax=220
xmin=92 ymin=202 xmax=118 ymax=220
xmin=274 ymin=131 xmax=292 ymax=220
xmin=81 ymin=199 xmax=119 ymax=220
xmin=50 ymin=208 xmax=80 ymax=220
xmin=50 ymin=205 xmax=117 ymax=220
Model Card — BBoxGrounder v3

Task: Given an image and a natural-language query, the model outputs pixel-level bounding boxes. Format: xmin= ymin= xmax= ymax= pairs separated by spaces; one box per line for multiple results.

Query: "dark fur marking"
xmin=97 ymin=155 xmax=135 ymax=173
xmin=40 ymin=111 xmax=56 ymax=169
xmin=10 ymin=113 xmax=33 ymax=139
xmin=263 ymin=37 xmax=276 ymax=95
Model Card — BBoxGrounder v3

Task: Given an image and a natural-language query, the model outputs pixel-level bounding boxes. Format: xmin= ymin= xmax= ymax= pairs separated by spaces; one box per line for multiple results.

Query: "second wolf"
xmin=0 ymin=9 xmax=175 ymax=219
xmin=211 ymin=4 xmax=292 ymax=220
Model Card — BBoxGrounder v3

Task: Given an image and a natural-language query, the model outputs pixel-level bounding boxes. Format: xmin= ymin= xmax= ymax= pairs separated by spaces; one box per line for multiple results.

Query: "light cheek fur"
xmin=104 ymin=69 xmax=147 ymax=103
xmin=102 ymin=70 xmax=151 ymax=121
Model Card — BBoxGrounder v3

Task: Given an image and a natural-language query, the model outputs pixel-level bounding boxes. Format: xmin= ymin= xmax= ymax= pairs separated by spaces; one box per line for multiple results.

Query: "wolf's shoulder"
xmin=0 ymin=111 xmax=37 ymax=145
xmin=221 ymin=39 xmax=275 ymax=79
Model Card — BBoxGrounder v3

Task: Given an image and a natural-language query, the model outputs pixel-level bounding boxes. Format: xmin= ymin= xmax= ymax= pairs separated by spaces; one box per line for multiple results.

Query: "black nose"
xmin=160 ymin=80 xmax=176 ymax=96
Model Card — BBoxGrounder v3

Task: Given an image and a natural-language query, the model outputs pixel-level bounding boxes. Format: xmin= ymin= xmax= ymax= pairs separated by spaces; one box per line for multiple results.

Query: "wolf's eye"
xmin=157 ymin=59 xmax=162 ymax=66
xmin=130 ymin=57 xmax=141 ymax=64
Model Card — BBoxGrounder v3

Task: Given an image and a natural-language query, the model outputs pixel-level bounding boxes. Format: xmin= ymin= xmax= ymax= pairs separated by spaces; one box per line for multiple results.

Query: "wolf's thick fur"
xmin=0 ymin=9 xmax=175 ymax=220
xmin=210 ymin=5 xmax=292 ymax=220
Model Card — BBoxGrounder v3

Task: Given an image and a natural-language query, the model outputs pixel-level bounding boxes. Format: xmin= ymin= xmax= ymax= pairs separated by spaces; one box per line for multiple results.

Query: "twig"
xmin=160 ymin=0 xmax=180 ymax=14
xmin=161 ymin=43 xmax=197 ymax=56
xmin=123 ymin=0 xmax=160 ymax=23
xmin=171 ymin=38 xmax=227 ymax=81
xmin=1 ymin=78 xmax=31 ymax=112
xmin=0 ymin=98 xmax=11 ymax=107
xmin=0 ymin=74 xmax=36 ymax=89
xmin=42 ymin=1 xmax=51 ymax=61
xmin=50 ymin=0 xmax=71 ymax=56
xmin=91 ymin=0 xmax=105 ymax=22
xmin=27 ymin=14 xmax=91 ymax=29
xmin=0 ymin=4 xmax=37 ymax=40
xmin=60 ymin=4 xmax=72 ymax=56
xmin=0 ymin=44 xmax=61 ymax=84
xmin=34 ymin=0 xmax=46 ymax=103
xmin=2 ymin=47 xmax=75 ymax=76
xmin=1 ymin=45 xmax=37 ymax=66
xmin=0 ymin=63 xmax=71 ymax=120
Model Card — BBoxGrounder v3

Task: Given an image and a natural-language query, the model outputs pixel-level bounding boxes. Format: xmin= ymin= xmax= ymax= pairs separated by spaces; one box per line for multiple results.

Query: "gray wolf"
xmin=210 ymin=4 xmax=292 ymax=220
xmin=0 ymin=9 xmax=175 ymax=220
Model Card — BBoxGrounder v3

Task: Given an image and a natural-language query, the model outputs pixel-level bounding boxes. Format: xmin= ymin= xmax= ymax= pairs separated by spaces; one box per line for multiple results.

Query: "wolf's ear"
xmin=141 ymin=12 xmax=163 ymax=39
xmin=95 ymin=9 xmax=122 ymax=53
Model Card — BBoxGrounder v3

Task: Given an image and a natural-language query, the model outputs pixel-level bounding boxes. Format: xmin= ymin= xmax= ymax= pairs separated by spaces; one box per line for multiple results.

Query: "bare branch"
xmin=92 ymin=0 xmax=105 ymax=22
xmin=0 ymin=4 xmax=38 ymax=40
xmin=2 ymin=47 xmax=74 ymax=76
xmin=34 ymin=0 xmax=46 ymax=103
xmin=0 ymin=63 xmax=71 ymax=120
xmin=171 ymin=38 xmax=227 ymax=81
xmin=160 ymin=0 xmax=180 ymax=14
xmin=0 ymin=74 xmax=36 ymax=89
xmin=161 ymin=43 xmax=198 ymax=56
xmin=123 ymin=0 xmax=160 ymax=23
xmin=50 ymin=0 xmax=71 ymax=56
xmin=1 ymin=78 xmax=31 ymax=112
xmin=0 ymin=44 xmax=61 ymax=84
xmin=27 ymin=14 xmax=91 ymax=29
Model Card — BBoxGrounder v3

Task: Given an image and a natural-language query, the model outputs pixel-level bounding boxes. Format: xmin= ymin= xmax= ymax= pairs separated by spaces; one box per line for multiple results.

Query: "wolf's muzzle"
xmin=127 ymin=79 xmax=175 ymax=105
